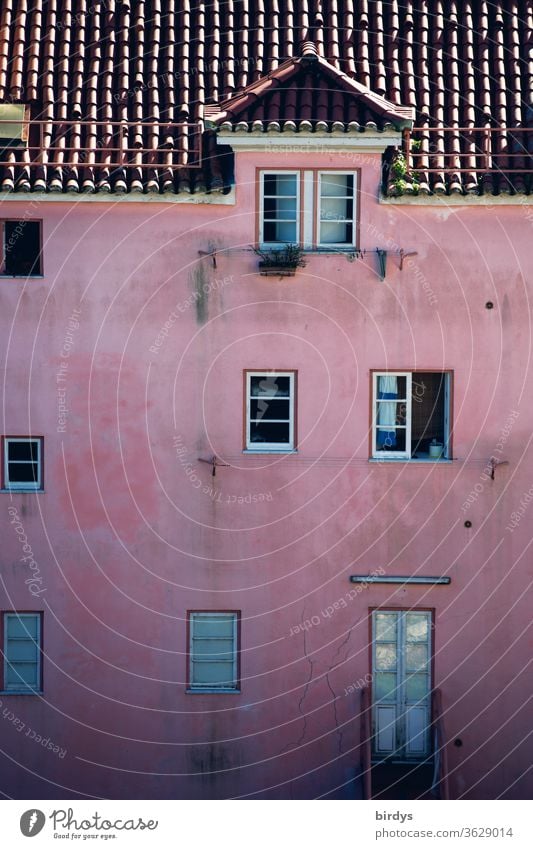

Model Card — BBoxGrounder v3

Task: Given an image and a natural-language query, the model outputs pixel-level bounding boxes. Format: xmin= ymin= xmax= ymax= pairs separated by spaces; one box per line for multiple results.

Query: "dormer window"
xmin=0 ymin=104 xmax=29 ymax=148
xmin=258 ymin=169 xmax=357 ymax=250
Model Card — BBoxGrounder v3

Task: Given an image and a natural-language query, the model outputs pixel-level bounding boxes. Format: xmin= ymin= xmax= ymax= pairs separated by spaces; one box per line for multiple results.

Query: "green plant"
xmin=390 ymin=151 xmax=420 ymax=195
xmin=253 ymin=243 xmax=307 ymax=268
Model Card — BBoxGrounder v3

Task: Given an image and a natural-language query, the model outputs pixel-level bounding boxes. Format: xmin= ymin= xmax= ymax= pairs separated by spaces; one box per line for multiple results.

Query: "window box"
xmin=187 ymin=612 xmax=240 ymax=693
xmin=1 ymin=612 xmax=42 ymax=693
xmin=0 ymin=220 xmax=42 ymax=277
xmin=245 ymin=370 xmax=296 ymax=452
xmin=254 ymin=244 xmax=306 ymax=276
xmin=371 ymin=371 xmax=452 ymax=461
xmin=258 ymin=169 xmax=358 ymax=250
xmin=2 ymin=437 xmax=43 ymax=490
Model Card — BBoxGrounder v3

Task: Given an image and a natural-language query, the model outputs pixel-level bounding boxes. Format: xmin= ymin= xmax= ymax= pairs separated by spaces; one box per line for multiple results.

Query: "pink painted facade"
xmin=1 ymin=146 xmax=532 ymax=800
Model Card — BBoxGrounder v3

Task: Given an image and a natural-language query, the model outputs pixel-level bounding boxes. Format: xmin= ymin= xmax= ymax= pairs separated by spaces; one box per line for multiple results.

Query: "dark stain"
xmin=190 ymin=263 xmax=209 ymax=324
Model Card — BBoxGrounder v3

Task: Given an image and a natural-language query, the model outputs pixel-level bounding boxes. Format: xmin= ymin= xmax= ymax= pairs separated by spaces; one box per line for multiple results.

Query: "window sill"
xmin=186 ymin=689 xmax=241 ymax=695
xmin=0 ymin=488 xmax=44 ymax=493
xmin=243 ymin=449 xmax=297 ymax=455
xmin=0 ymin=275 xmax=44 ymax=279
xmin=0 ymin=690 xmax=43 ymax=696
xmin=369 ymin=458 xmax=453 ymax=464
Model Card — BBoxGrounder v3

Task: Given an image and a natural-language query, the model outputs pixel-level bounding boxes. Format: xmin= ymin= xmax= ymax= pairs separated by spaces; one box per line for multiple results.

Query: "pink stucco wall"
xmin=1 ymin=149 xmax=532 ymax=799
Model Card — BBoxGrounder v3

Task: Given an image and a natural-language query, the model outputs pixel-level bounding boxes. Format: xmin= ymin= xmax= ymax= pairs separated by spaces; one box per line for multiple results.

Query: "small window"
xmin=1 ymin=220 xmax=42 ymax=276
xmin=372 ymin=372 xmax=451 ymax=460
xmin=245 ymin=370 xmax=296 ymax=451
xmin=318 ymin=172 xmax=356 ymax=246
xmin=188 ymin=612 xmax=239 ymax=692
xmin=3 ymin=437 xmax=43 ymax=490
xmin=2 ymin=613 xmax=42 ymax=693
xmin=0 ymin=104 xmax=30 ymax=147
xmin=260 ymin=171 xmax=299 ymax=245
xmin=258 ymin=170 xmax=357 ymax=249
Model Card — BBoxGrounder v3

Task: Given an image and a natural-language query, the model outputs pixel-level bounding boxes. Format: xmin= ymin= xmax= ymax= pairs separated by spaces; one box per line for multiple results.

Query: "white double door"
xmin=372 ymin=610 xmax=432 ymax=760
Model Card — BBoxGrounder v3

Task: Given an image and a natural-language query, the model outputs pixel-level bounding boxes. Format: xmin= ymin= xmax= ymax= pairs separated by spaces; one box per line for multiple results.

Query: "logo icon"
xmin=20 ymin=809 xmax=46 ymax=837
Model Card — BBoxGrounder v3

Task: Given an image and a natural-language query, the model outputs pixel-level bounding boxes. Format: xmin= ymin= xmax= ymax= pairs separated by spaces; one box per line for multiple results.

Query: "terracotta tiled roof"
xmin=206 ymin=47 xmax=414 ymax=132
xmin=0 ymin=2 xmax=531 ymax=196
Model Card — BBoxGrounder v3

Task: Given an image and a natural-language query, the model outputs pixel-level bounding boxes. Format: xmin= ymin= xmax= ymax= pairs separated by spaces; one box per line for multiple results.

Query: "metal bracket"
xmin=198 ymin=455 xmax=229 ymax=477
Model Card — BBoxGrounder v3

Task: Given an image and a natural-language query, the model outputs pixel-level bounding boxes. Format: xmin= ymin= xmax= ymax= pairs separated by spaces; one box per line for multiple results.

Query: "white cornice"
xmin=217 ymin=131 xmax=401 ymax=153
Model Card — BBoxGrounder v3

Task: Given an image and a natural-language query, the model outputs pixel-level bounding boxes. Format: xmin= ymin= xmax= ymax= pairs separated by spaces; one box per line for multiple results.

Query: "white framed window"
xmin=245 ymin=370 xmax=296 ymax=452
xmin=3 ymin=437 xmax=43 ymax=490
xmin=259 ymin=171 xmax=300 ymax=246
xmin=372 ymin=371 xmax=451 ymax=460
xmin=317 ymin=172 xmax=356 ymax=247
xmin=2 ymin=612 xmax=42 ymax=693
xmin=188 ymin=612 xmax=239 ymax=692
xmin=258 ymin=170 xmax=357 ymax=249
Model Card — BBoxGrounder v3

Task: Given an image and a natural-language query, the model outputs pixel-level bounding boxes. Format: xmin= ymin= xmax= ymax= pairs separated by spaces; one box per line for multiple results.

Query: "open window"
xmin=1 ymin=220 xmax=42 ymax=276
xmin=372 ymin=371 xmax=451 ymax=460
xmin=245 ymin=370 xmax=296 ymax=452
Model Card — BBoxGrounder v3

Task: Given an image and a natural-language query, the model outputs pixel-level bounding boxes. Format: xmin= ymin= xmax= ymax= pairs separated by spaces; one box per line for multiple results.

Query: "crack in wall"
xmin=280 ymin=605 xmax=315 ymax=754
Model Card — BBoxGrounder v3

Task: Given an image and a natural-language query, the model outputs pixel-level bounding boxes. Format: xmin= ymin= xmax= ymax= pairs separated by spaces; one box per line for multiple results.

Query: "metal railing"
xmin=0 ymin=119 xmax=203 ymax=174
xmin=404 ymin=126 xmax=533 ymax=176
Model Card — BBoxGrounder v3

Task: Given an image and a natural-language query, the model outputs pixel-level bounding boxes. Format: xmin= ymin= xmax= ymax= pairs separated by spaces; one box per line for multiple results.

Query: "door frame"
xmin=368 ymin=606 xmax=435 ymax=763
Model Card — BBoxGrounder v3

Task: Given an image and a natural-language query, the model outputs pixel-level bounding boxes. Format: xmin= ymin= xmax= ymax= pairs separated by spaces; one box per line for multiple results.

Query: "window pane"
xmin=375 ymin=644 xmax=397 ymax=670
xmin=7 ymin=640 xmax=38 ymax=662
xmin=375 ymin=613 xmax=397 ymax=641
xmin=7 ymin=615 xmax=39 ymax=638
xmin=375 ymin=427 xmax=406 ymax=453
xmin=320 ymin=197 xmax=351 ymax=220
xmin=263 ymin=196 xmax=297 ymax=220
xmin=320 ymin=174 xmax=353 ymax=197
xmin=319 ymin=221 xmax=353 ymax=244
xmin=264 ymin=174 xmax=297 ymax=196
xmin=192 ymin=615 xmax=234 ymax=638
xmin=250 ymin=398 xmax=290 ymax=421
xmin=192 ymin=639 xmax=235 ymax=658
xmin=249 ymin=421 xmax=290 ymax=445
xmin=375 ymin=672 xmax=397 ymax=700
xmin=192 ymin=662 xmax=235 ymax=687
xmin=405 ymin=674 xmax=429 ymax=701
xmin=406 ymin=614 xmax=430 ymax=642
xmin=6 ymin=662 xmax=38 ymax=687
xmin=250 ymin=376 xmax=291 ymax=397
xmin=378 ymin=375 xmax=407 ymax=399
xmin=264 ymin=220 xmax=297 ymax=242
xmin=405 ymin=643 xmax=428 ymax=672
xmin=8 ymin=440 xmax=38 ymax=461
xmin=8 ymin=462 xmax=39 ymax=483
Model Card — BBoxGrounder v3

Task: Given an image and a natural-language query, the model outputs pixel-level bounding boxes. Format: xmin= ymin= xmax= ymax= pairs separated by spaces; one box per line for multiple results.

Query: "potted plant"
xmin=253 ymin=244 xmax=307 ymax=277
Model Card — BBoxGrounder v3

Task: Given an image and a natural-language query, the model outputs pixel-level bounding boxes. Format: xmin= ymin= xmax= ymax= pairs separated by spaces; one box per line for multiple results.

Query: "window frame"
xmin=258 ymin=170 xmax=300 ymax=248
xmin=316 ymin=171 xmax=357 ymax=249
xmin=257 ymin=169 xmax=358 ymax=250
xmin=244 ymin=370 xmax=296 ymax=453
xmin=187 ymin=611 xmax=240 ymax=694
xmin=2 ymin=436 xmax=43 ymax=491
xmin=0 ymin=219 xmax=43 ymax=277
xmin=371 ymin=370 xmax=452 ymax=461
xmin=1 ymin=612 xmax=43 ymax=694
